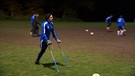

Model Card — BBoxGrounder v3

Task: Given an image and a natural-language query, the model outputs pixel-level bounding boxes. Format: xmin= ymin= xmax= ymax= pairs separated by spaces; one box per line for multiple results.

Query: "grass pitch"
xmin=0 ymin=21 xmax=135 ymax=76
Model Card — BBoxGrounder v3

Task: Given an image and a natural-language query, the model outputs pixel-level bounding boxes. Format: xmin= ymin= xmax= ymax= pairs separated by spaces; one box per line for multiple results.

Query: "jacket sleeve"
xmin=51 ymin=24 xmax=58 ymax=40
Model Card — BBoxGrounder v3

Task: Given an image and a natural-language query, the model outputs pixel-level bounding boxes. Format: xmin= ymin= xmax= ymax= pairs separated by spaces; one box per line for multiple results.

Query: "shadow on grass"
xmin=42 ymin=62 xmax=64 ymax=71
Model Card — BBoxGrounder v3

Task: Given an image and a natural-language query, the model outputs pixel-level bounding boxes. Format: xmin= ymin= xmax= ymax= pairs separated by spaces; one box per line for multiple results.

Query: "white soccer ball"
xmin=30 ymin=32 xmax=32 ymax=35
xmin=92 ymin=73 xmax=100 ymax=76
xmin=85 ymin=29 xmax=89 ymax=32
xmin=90 ymin=32 xmax=94 ymax=35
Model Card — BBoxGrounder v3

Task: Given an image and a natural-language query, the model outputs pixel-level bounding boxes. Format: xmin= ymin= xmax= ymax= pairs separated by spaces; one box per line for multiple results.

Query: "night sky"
xmin=0 ymin=0 xmax=135 ymax=21
xmin=93 ymin=0 xmax=135 ymax=21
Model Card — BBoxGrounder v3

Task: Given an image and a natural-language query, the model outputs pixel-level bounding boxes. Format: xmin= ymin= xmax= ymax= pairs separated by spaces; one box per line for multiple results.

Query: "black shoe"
xmin=123 ymin=33 xmax=126 ymax=36
xmin=32 ymin=34 xmax=37 ymax=37
xmin=37 ymin=34 xmax=40 ymax=37
xmin=35 ymin=61 xmax=40 ymax=65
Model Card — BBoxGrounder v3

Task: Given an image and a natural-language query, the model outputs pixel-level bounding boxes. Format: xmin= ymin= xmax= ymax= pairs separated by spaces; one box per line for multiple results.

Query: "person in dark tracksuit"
xmin=105 ymin=15 xmax=113 ymax=32
xmin=30 ymin=13 xmax=40 ymax=37
xmin=35 ymin=13 xmax=61 ymax=64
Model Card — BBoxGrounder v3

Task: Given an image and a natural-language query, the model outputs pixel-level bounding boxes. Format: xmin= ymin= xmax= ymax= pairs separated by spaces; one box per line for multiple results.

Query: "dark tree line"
xmin=0 ymin=0 xmax=96 ymax=21
xmin=0 ymin=0 xmax=135 ymax=21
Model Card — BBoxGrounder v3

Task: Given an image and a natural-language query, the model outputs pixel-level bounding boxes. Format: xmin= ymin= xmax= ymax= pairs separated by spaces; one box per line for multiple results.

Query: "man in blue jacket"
xmin=30 ymin=13 xmax=40 ymax=37
xmin=117 ymin=15 xmax=126 ymax=36
xmin=105 ymin=15 xmax=113 ymax=32
xmin=30 ymin=13 xmax=35 ymax=35
xmin=35 ymin=13 xmax=61 ymax=64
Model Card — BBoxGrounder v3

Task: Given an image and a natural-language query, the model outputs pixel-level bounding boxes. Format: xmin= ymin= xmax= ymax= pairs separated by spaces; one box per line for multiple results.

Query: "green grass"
xmin=0 ymin=43 xmax=135 ymax=76
xmin=0 ymin=21 xmax=135 ymax=76
xmin=0 ymin=20 xmax=135 ymax=27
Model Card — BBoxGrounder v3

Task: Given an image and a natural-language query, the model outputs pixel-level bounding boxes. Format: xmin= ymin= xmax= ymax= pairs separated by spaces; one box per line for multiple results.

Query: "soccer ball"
xmin=92 ymin=73 xmax=100 ymax=76
xmin=90 ymin=32 xmax=94 ymax=35
xmin=85 ymin=29 xmax=89 ymax=32
xmin=30 ymin=32 xmax=32 ymax=35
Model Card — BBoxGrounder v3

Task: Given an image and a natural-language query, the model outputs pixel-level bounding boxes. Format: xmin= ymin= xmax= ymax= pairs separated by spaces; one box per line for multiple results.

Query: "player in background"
xmin=117 ymin=15 xmax=126 ymax=36
xmin=30 ymin=13 xmax=35 ymax=35
xmin=30 ymin=13 xmax=40 ymax=37
xmin=105 ymin=15 xmax=113 ymax=32
xmin=35 ymin=13 xmax=61 ymax=64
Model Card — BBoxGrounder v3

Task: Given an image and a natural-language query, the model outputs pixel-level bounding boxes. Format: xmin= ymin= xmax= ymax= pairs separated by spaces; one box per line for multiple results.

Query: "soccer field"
xmin=0 ymin=21 xmax=135 ymax=76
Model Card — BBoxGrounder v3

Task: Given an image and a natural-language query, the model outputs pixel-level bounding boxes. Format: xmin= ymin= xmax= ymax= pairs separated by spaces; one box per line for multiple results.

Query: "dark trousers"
xmin=32 ymin=24 xmax=39 ymax=36
xmin=118 ymin=26 xmax=123 ymax=30
xmin=107 ymin=22 xmax=112 ymax=27
xmin=30 ymin=24 xmax=34 ymax=32
xmin=36 ymin=40 xmax=48 ymax=62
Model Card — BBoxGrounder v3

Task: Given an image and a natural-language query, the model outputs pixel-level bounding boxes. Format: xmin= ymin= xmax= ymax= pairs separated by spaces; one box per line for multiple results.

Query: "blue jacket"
xmin=105 ymin=16 xmax=112 ymax=23
xmin=30 ymin=15 xmax=40 ymax=25
xmin=30 ymin=15 xmax=35 ymax=24
xmin=117 ymin=18 xmax=126 ymax=26
xmin=40 ymin=21 xmax=58 ymax=42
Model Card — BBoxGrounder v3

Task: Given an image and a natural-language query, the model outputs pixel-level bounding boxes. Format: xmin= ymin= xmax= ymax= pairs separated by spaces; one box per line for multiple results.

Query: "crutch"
xmin=57 ymin=43 xmax=69 ymax=65
xmin=48 ymin=46 xmax=59 ymax=72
